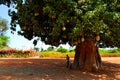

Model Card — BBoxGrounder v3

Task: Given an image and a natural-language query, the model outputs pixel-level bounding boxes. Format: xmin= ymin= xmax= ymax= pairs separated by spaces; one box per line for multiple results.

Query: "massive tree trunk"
xmin=72 ymin=37 xmax=102 ymax=71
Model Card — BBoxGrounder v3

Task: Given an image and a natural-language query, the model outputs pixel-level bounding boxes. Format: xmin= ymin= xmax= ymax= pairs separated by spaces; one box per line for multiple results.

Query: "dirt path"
xmin=0 ymin=57 xmax=119 ymax=80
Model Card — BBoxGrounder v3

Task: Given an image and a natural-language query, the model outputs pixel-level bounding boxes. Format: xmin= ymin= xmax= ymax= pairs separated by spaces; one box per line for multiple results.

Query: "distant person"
xmin=66 ymin=54 xmax=70 ymax=68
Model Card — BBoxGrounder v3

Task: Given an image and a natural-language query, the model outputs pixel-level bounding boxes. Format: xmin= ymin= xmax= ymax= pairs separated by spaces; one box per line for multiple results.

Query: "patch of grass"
xmin=40 ymin=51 xmax=74 ymax=58
xmin=99 ymin=49 xmax=120 ymax=57
xmin=40 ymin=49 xmax=120 ymax=58
xmin=100 ymin=53 xmax=120 ymax=57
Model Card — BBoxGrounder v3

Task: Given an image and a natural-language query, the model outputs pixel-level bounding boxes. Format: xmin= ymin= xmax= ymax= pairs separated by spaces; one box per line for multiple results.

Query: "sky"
xmin=0 ymin=5 xmax=70 ymax=50
xmin=0 ymin=5 xmax=49 ymax=50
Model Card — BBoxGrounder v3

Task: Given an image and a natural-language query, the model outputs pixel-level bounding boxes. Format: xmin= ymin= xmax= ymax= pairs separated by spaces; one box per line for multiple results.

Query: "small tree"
xmin=0 ymin=19 xmax=9 ymax=49
xmin=57 ymin=46 xmax=68 ymax=53
xmin=0 ymin=19 xmax=8 ymax=35
xmin=34 ymin=47 xmax=39 ymax=52
xmin=0 ymin=35 xmax=9 ymax=49
xmin=47 ymin=46 xmax=54 ymax=51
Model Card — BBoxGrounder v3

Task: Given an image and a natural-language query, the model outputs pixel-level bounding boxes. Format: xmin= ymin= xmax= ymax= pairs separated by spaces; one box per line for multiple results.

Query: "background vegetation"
xmin=0 ymin=46 xmax=120 ymax=58
xmin=0 ymin=19 xmax=9 ymax=49
xmin=40 ymin=47 xmax=120 ymax=58
xmin=0 ymin=49 xmax=38 ymax=58
xmin=99 ymin=48 xmax=120 ymax=57
xmin=0 ymin=36 xmax=9 ymax=49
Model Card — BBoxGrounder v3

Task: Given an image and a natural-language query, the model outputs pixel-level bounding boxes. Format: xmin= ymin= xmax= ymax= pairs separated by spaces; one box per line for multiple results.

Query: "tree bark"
xmin=72 ymin=37 xmax=102 ymax=71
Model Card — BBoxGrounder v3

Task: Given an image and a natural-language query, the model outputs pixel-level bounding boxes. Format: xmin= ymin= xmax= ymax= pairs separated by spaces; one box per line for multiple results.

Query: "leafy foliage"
xmin=57 ymin=46 xmax=68 ymax=53
xmin=0 ymin=19 xmax=9 ymax=49
xmin=0 ymin=36 xmax=9 ymax=48
xmin=34 ymin=47 xmax=40 ymax=52
xmin=47 ymin=46 xmax=54 ymax=51
xmin=1 ymin=0 xmax=120 ymax=47
xmin=0 ymin=0 xmax=11 ymax=7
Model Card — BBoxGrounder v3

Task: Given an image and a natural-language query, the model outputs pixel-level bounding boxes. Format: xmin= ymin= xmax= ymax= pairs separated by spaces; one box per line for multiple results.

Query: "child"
xmin=66 ymin=54 xmax=70 ymax=68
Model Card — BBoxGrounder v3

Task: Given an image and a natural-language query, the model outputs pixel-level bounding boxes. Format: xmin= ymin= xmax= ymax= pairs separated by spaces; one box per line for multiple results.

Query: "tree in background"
xmin=0 ymin=19 xmax=8 ymax=36
xmin=1 ymin=0 xmax=120 ymax=71
xmin=47 ymin=46 xmax=54 ymax=51
xmin=57 ymin=46 xmax=68 ymax=53
xmin=34 ymin=47 xmax=39 ymax=52
xmin=0 ymin=36 xmax=9 ymax=48
xmin=0 ymin=19 xmax=9 ymax=48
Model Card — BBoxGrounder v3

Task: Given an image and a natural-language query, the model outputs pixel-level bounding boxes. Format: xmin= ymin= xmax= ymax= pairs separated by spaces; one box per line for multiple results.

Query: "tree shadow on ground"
xmin=97 ymin=62 xmax=120 ymax=79
xmin=0 ymin=59 xmax=119 ymax=80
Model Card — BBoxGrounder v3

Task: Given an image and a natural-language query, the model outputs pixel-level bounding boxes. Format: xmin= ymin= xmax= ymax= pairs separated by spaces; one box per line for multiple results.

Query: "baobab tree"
xmin=1 ymin=0 xmax=120 ymax=71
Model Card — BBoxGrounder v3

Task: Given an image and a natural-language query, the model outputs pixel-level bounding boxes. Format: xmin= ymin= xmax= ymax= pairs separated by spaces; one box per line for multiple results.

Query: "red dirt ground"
xmin=0 ymin=57 xmax=119 ymax=80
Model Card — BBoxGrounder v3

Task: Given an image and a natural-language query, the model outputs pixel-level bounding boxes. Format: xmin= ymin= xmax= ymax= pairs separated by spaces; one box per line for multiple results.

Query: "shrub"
xmin=57 ymin=47 xmax=68 ymax=53
xmin=0 ymin=49 xmax=38 ymax=58
xmin=47 ymin=46 xmax=54 ymax=51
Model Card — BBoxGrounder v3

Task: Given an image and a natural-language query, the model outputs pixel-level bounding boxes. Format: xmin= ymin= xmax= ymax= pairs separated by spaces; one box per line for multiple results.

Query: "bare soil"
xmin=0 ymin=57 xmax=119 ymax=80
